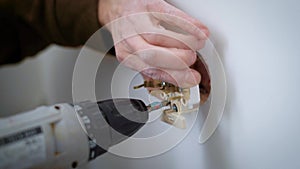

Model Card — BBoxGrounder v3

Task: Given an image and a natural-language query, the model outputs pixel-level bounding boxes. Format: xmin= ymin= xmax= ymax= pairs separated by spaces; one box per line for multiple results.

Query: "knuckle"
xmin=115 ymin=49 xmax=129 ymax=63
xmin=116 ymin=53 xmax=126 ymax=62
xmin=144 ymin=34 xmax=159 ymax=44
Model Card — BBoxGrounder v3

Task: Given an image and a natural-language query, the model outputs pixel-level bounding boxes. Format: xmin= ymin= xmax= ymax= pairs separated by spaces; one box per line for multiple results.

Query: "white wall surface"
xmin=0 ymin=0 xmax=299 ymax=169
xmin=0 ymin=54 xmax=45 ymax=116
xmin=91 ymin=0 xmax=300 ymax=168
xmin=0 ymin=46 xmax=80 ymax=116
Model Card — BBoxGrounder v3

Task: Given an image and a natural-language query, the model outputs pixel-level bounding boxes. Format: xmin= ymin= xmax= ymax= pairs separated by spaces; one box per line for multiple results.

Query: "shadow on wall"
xmin=201 ymin=30 xmax=236 ymax=169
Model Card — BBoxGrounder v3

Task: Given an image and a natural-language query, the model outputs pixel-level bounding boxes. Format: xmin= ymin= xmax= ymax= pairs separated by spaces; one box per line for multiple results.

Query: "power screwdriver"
xmin=0 ymin=99 xmax=168 ymax=169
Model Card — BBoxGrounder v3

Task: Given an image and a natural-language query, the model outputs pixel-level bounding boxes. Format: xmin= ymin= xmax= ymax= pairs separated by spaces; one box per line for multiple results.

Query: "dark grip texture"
xmin=97 ymin=99 xmax=148 ymax=138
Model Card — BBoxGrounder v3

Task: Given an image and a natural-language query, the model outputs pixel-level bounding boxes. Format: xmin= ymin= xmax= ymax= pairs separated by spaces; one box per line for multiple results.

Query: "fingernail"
xmin=201 ymin=28 xmax=210 ymax=39
xmin=181 ymin=71 xmax=200 ymax=88
xmin=187 ymin=51 xmax=197 ymax=66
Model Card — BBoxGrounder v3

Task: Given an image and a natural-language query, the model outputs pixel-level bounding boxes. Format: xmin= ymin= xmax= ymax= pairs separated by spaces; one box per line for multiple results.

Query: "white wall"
xmin=90 ymin=0 xmax=300 ymax=169
xmin=0 ymin=46 xmax=80 ymax=116
xmin=0 ymin=53 xmax=45 ymax=116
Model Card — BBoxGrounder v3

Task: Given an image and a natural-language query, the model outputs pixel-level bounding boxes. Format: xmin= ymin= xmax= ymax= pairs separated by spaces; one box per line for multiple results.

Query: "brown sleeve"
xmin=0 ymin=0 xmax=100 ymax=65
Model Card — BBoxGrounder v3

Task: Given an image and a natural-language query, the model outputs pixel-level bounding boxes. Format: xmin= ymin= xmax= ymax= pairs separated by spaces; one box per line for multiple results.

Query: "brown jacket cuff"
xmin=55 ymin=0 xmax=100 ymax=45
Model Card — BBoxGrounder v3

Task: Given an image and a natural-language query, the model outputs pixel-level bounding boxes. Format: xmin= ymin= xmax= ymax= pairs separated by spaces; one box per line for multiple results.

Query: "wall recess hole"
xmin=191 ymin=52 xmax=211 ymax=104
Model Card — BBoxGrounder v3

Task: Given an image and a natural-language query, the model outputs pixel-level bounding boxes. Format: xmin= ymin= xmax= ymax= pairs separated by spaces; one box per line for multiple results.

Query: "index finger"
xmin=151 ymin=1 xmax=210 ymax=40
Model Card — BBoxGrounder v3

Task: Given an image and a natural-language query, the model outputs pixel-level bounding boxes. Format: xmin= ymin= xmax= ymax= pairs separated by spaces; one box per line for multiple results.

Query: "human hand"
xmin=98 ymin=0 xmax=209 ymax=88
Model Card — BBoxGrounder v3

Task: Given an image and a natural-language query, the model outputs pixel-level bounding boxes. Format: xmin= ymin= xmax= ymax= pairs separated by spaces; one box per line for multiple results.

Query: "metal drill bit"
xmin=147 ymin=101 xmax=169 ymax=112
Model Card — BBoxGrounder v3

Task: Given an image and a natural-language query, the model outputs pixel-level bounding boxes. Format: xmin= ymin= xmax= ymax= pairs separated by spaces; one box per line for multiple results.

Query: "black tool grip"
xmin=97 ymin=99 xmax=148 ymax=138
